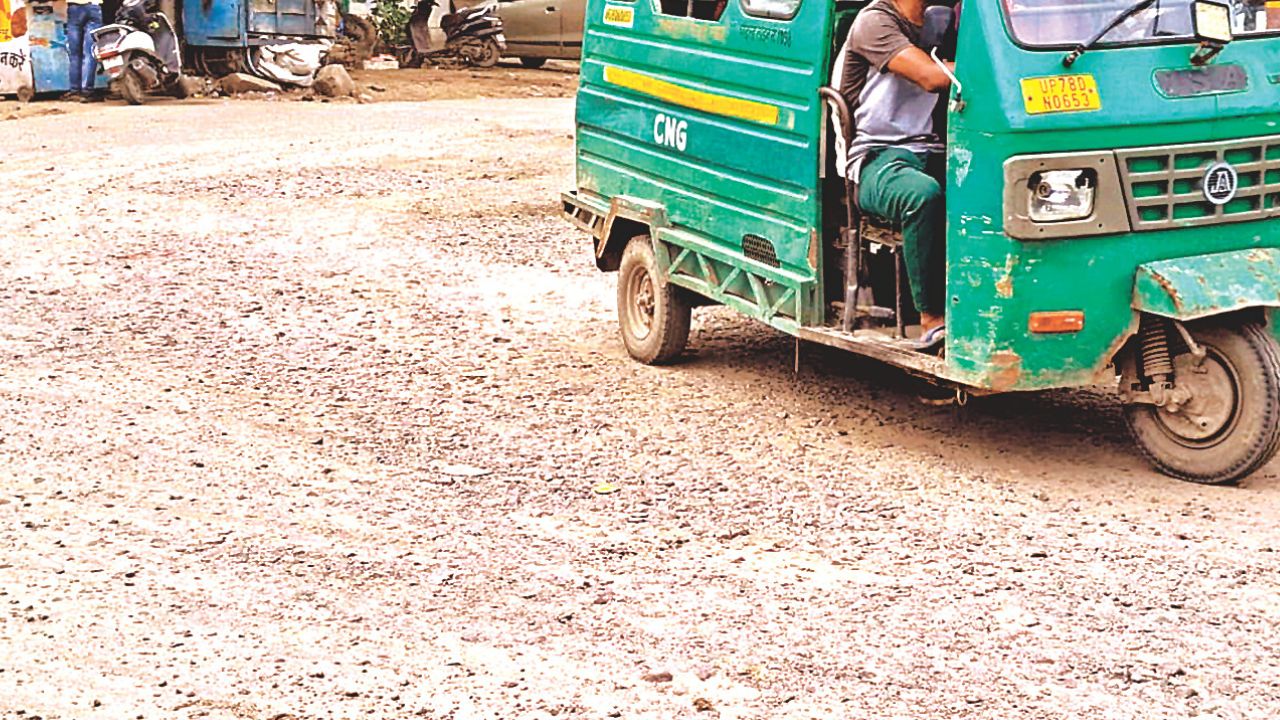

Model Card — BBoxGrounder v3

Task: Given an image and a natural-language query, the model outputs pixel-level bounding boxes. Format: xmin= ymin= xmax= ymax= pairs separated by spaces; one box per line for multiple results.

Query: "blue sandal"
xmin=911 ymin=324 xmax=946 ymax=353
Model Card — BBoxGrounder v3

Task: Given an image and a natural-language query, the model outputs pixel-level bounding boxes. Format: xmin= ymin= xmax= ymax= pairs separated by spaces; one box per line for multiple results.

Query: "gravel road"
xmin=1 ymin=89 xmax=1278 ymax=720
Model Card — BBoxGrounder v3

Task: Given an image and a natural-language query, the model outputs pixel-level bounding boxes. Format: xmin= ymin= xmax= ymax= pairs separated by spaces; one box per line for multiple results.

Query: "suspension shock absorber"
xmin=1140 ymin=316 xmax=1175 ymax=405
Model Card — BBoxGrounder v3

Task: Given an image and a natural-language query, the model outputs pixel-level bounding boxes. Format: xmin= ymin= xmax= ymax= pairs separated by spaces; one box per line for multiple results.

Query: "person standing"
xmin=65 ymin=0 xmax=102 ymax=101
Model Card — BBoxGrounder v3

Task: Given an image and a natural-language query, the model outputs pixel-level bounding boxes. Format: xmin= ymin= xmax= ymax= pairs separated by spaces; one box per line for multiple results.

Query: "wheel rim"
xmin=1151 ymin=347 xmax=1242 ymax=448
xmin=623 ymin=264 xmax=656 ymax=342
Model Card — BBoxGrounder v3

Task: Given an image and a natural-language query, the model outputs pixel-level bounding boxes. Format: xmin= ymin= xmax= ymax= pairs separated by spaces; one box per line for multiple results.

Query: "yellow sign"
xmin=1021 ymin=74 xmax=1102 ymax=115
xmin=0 ymin=0 xmax=12 ymax=43
xmin=603 ymin=66 xmax=780 ymax=126
xmin=602 ymin=4 xmax=634 ymax=28
xmin=0 ymin=0 xmax=23 ymax=41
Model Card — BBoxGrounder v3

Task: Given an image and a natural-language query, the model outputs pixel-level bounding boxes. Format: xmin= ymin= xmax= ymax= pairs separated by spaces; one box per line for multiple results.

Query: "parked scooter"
xmin=91 ymin=0 xmax=187 ymax=104
xmin=403 ymin=0 xmax=507 ymax=68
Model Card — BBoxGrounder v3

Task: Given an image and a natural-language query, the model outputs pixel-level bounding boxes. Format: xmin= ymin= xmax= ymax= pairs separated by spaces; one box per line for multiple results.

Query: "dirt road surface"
xmin=0 ymin=62 xmax=578 ymax=122
xmin=1 ymin=79 xmax=1278 ymax=720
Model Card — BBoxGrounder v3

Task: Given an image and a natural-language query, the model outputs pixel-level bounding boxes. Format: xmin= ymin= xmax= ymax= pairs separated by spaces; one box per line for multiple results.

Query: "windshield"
xmin=1003 ymin=0 xmax=1277 ymax=47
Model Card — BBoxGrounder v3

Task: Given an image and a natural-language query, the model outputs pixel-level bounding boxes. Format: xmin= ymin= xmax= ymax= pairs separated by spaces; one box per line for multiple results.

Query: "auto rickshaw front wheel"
xmin=1125 ymin=322 xmax=1280 ymax=485
xmin=617 ymin=235 xmax=691 ymax=365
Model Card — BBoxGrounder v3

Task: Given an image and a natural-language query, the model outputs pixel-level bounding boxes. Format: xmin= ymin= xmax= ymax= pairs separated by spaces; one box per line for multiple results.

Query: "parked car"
xmin=494 ymin=0 xmax=581 ymax=68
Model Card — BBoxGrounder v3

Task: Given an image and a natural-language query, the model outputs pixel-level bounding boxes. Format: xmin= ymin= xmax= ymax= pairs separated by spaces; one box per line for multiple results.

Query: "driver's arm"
xmin=887 ymin=46 xmax=954 ymax=94
xmin=851 ymin=9 xmax=954 ymax=95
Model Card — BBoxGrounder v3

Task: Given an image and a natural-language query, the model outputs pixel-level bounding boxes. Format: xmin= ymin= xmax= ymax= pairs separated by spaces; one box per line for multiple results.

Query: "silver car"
xmin=494 ymin=0 xmax=583 ymax=67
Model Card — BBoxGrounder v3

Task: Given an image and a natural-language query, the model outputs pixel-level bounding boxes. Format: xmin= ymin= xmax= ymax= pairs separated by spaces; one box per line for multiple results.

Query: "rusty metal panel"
xmin=1133 ymin=248 xmax=1280 ymax=320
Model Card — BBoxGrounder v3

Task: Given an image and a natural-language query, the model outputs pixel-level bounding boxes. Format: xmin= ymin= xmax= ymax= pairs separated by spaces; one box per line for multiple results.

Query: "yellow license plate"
xmin=1021 ymin=75 xmax=1102 ymax=115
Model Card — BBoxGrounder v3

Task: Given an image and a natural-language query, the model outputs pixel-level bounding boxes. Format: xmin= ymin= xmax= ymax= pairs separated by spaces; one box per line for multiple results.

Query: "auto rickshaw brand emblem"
xmin=1203 ymin=162 xmax=1238 ymax=206
xmin=603 ymin=4 xmax=634 ymax=28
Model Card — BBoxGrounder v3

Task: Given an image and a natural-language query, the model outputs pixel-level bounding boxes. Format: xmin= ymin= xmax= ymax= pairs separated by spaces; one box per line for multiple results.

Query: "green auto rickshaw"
xmin=562 ymin=0 xmax=1280 ymax=484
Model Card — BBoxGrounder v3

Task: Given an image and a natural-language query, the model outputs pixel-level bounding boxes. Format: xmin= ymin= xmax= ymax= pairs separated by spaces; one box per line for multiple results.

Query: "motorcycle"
xmin=91 ymin=0 xmax=187 ymax=105
xmin=402 ymin=0 xmax=507 ymax=68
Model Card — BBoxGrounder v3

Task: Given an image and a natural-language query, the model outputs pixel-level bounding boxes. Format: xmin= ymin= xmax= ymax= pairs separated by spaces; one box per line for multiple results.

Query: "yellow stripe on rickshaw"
xmin=603 ymin=66 xmax=781 ymax=126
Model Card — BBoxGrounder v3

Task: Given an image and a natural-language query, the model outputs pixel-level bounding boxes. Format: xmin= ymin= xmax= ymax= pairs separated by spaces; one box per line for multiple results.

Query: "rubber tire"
xmin=170 ymin=75 xmax=193 ymax=100
xmin=119 ymin=67 xmax=147 ymax=105
xmin=341 ymin=13 xmax=377 ymax=58
xmin=617 ymin=235 xmax=691 ymax=365
xmin=395 ymin=46 xmax=421 ymax=69
xmin=519 ymin=57 xmax=547 ymax=69
xmin=472 ymin=38 xmax=501 ymax=68
xmin=1125 ymin=322 xmax=1280 ymax=485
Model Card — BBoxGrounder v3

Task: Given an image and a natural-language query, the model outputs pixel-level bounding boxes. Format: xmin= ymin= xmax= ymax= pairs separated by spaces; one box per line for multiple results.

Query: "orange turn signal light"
xmin=1029 ymin=311 xmax=1085 ymax=334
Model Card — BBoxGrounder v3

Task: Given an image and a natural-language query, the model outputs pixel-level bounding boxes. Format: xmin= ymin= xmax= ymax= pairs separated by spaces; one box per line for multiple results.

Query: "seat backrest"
xmin=826 ymin=4 xmax=875 ymax=179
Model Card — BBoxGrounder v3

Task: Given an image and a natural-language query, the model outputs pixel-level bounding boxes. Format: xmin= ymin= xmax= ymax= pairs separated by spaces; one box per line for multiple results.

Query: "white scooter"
xmin=91 ymin=0 xmax=187 ymax=104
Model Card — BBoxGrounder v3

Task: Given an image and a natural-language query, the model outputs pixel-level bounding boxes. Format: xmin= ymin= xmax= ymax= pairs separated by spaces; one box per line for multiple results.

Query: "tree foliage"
xmin=371 ymin=0 xmax=411 ymax=49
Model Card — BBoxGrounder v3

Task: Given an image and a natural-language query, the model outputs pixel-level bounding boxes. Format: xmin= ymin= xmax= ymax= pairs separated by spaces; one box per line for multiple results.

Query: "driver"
xmin=838 ymin=0 xmax=954 ymax=350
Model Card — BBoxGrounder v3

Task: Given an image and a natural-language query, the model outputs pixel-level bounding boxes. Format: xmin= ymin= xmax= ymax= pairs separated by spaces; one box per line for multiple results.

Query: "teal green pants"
xmin=857 ymin=148 xmax=946 ymax=318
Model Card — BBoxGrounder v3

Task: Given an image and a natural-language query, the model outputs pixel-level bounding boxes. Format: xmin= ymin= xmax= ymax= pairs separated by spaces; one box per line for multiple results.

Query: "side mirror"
xmin=921 ymin=5 xmax=957 ymax=60
xmin=1190 ymin=0 xmax=1232 ymax=65
xmin=1192 ymin=0 xmax=1233 ymax=45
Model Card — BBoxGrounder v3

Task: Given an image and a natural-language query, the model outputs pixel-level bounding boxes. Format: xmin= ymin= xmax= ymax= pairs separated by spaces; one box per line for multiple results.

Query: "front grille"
xmin=1116 ymin=134 xmax=1280 ymax=231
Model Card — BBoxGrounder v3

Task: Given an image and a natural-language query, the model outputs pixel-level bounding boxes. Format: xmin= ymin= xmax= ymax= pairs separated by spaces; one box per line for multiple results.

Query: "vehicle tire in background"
xmin=472 ymin=38 xmax=502 ymax=68
xmin=617 ymin=235 xmax=691 ymax=365
xmin=118 ymin=66 xmax=147 ymax=105
xmin=171 ymin=75 xmax=200 ymax=99
xmin=1126 ymin=322 xmax=1280 ymax=485
xmin=519 ymin=57 xmax=547 ymax=69
xmin=395 ymin=46 xmax=421 ymax=68
xmin=341 ymin=13 xmax=378 ymax=62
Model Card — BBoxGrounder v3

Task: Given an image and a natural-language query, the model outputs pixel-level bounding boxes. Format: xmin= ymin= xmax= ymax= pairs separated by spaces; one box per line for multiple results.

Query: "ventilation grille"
xmin=742 ymin=234 xmax=780 ymax=268
xmin=1117 ymin=134 xmax=1280 ymax=231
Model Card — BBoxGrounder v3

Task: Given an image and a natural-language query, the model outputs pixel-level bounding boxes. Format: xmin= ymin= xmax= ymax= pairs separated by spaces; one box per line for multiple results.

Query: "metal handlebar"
xmin=818 ymin=86 xmax=853 ymax=145
xmin=819 ymin=85 xmax=861 ymax=333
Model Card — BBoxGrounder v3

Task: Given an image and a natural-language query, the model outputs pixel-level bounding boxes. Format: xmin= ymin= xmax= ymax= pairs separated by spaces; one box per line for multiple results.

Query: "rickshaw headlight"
xmin=1028 ymin=169 xmax=1097 ymax=223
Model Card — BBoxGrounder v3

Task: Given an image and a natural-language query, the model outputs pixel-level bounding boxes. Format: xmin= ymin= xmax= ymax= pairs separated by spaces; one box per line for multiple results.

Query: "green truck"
xmin=562 ymin=0 xmax=1280 ymax=484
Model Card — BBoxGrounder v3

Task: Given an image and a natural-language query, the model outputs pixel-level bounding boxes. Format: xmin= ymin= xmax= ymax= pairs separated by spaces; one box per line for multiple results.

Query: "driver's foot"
xmin=910 ymin=323 xmax=946 ymax=353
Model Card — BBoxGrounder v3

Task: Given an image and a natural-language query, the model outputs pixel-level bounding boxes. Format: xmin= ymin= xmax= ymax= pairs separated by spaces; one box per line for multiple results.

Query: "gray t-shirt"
xmin=835 ymin=1 xmax=944 ymax=178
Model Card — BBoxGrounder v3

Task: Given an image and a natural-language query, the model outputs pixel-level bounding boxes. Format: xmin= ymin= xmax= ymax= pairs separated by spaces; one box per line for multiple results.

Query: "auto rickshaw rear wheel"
xmin=1125 ymin=322 xmax=1280 ymax=485
xmin=618 ymin=235 xmax=691 ymax=365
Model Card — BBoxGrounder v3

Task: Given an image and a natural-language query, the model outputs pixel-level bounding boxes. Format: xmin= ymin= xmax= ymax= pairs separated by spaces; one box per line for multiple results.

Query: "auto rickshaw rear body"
xmin=563 ymin=0 xmax=1280 ymax=483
